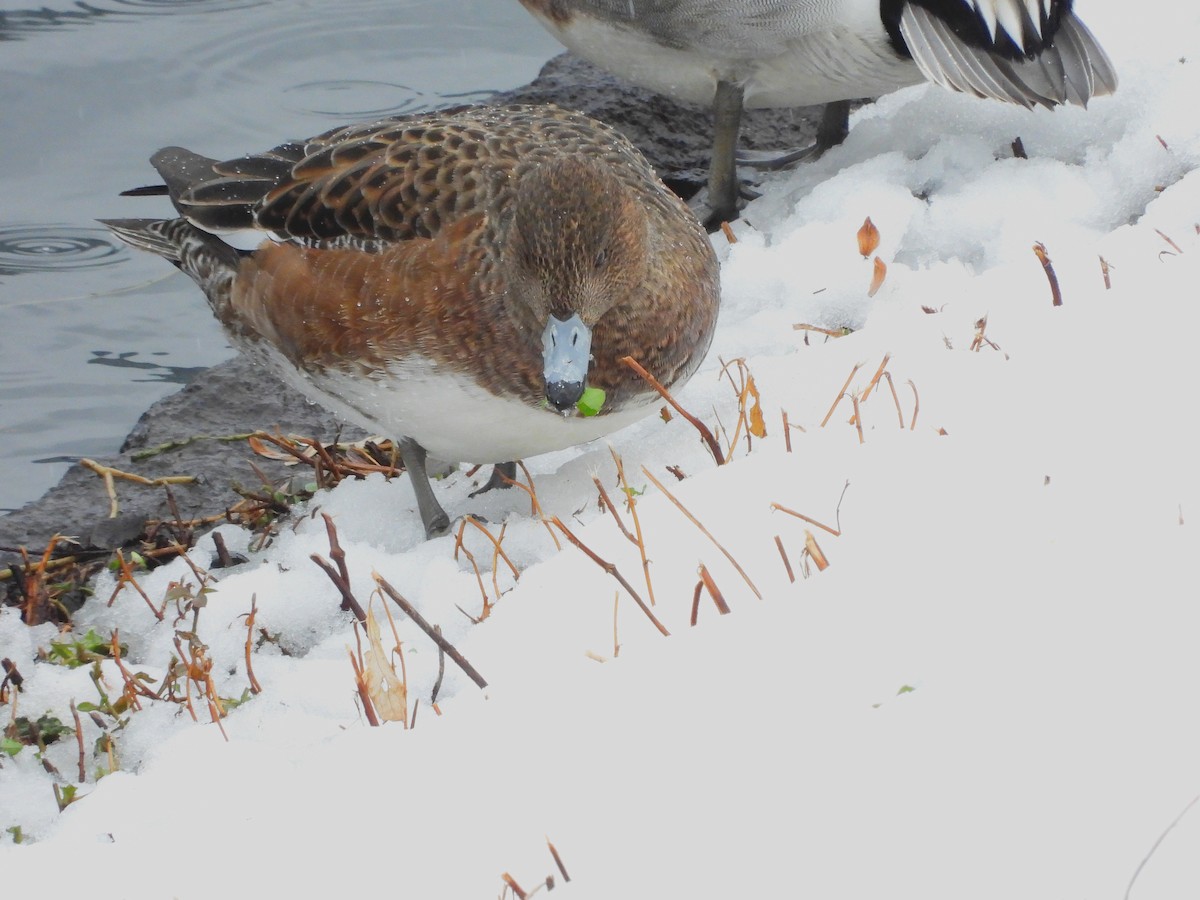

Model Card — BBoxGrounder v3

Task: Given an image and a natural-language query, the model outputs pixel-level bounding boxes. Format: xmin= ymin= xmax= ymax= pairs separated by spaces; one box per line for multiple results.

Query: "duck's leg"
xmin=468 ymin=461 xmax=517 ymax=498
xmin=397 ymin=437 xmax=451 ymax=538
xmin=738 ymin=100 xmax=852 ymax=170
xmin=706 ymin=79 xmax=746 ymax=226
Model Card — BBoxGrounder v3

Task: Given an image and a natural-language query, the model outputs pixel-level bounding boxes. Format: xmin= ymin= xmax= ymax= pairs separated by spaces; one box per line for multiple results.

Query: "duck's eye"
xmin=594 ymin=248 xmax=608 ymax=269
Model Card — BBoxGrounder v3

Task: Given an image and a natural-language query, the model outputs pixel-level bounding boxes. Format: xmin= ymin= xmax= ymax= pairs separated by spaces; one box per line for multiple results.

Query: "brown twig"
xmin=243 ymin=595 xmax=263 ymax=694
xmin=373 ymin=573 xmax=488 ymax=689
xmin=641 ymin=467 xmax=762 ymax=600
xmin=347 ymin=646 xmax=380 ymax=727
xmin=547 ymin=838 xmax=571 ymax=883
xmin=1032 ymin=242 xmax=1063 ymax=306
xmin=310 ymin=513 xmax=367 ymax=623
xmin=502 ymin=873 xmax=527 ymax=900
xmin=621 ymin=355 xmax=725 ymax=465
xmin=770 ymin=503 xmax=842 ymax=537
xmin=697 ymin=564 xmax=732 ymax=615
xmin=110 ymin=551 xmax=165 ymax=621
xmin=504 ymin=462 xmax=561 ymax=551
xmin=850 ymin=393 xmax=865 ymax=444
xmin=774 ymin=535 xmax=796 ymax=583
xmin=70 ymin=700 xmax=86 ymax=782
xmin=548 ymin=516 xmax=669 ymax=637
xmin=907 ymin=380 xmax=920 ymax=431
xmin=820 ymin=363 xmax=862 ymax=427
xmin=883 ymin=372 xmax=905 ymax=428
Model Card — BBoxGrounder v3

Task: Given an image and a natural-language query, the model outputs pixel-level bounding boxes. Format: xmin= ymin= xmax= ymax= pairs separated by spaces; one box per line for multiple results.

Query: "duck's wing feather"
xmin=899 ymin=4 xmax=1116 ymax=108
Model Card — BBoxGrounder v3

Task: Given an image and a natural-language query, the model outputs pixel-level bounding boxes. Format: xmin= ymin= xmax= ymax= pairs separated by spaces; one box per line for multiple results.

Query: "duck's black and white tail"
xmin=101 ymin=217 xmax=242 ymax=314
xmin=899 ymin=1 xmax=1118 ymax=108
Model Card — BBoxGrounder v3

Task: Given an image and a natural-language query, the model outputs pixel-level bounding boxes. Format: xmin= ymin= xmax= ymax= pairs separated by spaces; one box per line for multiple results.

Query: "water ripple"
xmin=0 ymin=225 xmax=126 ymax=277
xmin=283 ymin=79 xmax=496 ymax=119
xmin=0 ymin=0 xmax=265 ymax=39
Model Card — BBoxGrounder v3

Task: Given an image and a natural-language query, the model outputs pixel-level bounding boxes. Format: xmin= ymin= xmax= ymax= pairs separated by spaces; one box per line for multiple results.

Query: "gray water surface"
xmin=0 ymin=0 xmax=560 ymax=512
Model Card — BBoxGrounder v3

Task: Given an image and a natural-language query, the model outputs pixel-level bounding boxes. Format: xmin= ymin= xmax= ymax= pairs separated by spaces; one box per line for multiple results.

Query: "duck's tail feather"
xmin=100 ymin=217 xmax=242 ymax=308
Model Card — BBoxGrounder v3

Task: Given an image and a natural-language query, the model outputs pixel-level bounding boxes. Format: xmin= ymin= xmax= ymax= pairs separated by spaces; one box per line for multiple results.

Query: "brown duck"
xmin=103 ymin=104 xmax=720 ymax=539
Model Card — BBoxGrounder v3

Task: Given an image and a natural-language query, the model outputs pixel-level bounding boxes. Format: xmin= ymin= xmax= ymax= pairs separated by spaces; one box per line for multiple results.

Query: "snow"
xmin=3 ymin=2 xmax=1200 ymax=896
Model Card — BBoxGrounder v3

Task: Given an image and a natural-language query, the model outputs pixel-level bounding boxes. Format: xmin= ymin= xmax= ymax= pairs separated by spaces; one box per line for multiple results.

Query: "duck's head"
xmin=506 ymin=156 xmax=650 ymax=414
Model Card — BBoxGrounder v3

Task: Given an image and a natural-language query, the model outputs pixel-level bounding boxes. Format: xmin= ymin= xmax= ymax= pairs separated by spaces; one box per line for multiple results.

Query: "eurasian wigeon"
xmin=517 ymin=0 xmax=1117 ymax=224
xmin=103 ymin=104 xmax=720 ymax=539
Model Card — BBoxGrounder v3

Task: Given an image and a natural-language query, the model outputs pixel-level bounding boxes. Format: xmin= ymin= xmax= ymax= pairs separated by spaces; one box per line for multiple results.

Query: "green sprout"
xmin=576 ymin=387 xmax=606 ymax=417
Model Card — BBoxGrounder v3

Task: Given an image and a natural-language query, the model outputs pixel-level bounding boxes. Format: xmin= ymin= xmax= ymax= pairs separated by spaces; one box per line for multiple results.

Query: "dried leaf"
xmin=362 ymin=609 xmax=407 ymax=723
xmin=857 ymin=216 xmax=880 ymax=257
xmin=868 ymin=256 xmax=887 ymax=297
xmin=746 ymin=375 xmax=767 ymax=438
xmin=246 ymin=435 xmax=298 ymax=463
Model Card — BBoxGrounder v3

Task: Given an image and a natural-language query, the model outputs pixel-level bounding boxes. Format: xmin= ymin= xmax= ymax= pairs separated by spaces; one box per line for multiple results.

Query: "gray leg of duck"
xmin=740 ymin=100 xmax=852 ymax=171
xmin=468 ymin=461 xmax=517 ymax=498
xmin=397 ymin=437 xmax=451 ymax=538
xmin=707 ymin=79 xmax=746 ymax=226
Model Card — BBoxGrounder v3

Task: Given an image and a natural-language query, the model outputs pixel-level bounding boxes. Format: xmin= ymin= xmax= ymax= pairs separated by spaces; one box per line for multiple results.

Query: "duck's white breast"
xmin=277 ymin=355 xmax=658 ymax=464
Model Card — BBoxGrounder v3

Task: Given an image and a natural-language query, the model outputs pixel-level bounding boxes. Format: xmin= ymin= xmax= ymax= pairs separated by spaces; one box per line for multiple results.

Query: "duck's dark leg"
xmin=740 ymin=100 xmax=852 ymax=170
xmin=468 ymin=461 xmax=517 ymax=498
xmin=397 ymin=437 xmax=451 ymax=539
xmin=706 ymin=79 xmax=746 ymax=226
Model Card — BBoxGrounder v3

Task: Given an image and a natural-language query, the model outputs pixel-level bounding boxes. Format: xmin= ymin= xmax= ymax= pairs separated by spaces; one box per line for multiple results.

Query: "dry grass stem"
xmin=698 ymin=564 xmax=732 ymax=615
xmin=610 ymin=447 xmax=657 ymax=608
xmin=612 ymin=592 xmax=621 ymax=658
xmin=793 ymin=323 xmax=849 ymax=338
xmin=689 ymin=580 xmax=703 ymax=626
xmin=1155 ymin=228 xmax=1184 ymax=255
xmin=883 ymin=372 xmax=906 ymax=428
xmin=502 ymin=462 xmax=561 ymax=550
xmin=453 ymin=520 xmax=492 ymax=621
xmin=1099 ymin=255 xmax=1112 ymax=289
xmin=347 ymin=646 xmax=381 ymax=727
xmin=804 ymin=530 xmax=830 ymax=571
xmin=547 ymin=839 xmax=571 ymax=882
xmin=373 ymin=572 xmax=489 ymax=689
xmin=769 ymin=503 xmax=842 ymax=537
xmin=718 ymin=357 xmax=767 ymax=457
xmin=109 ymin=551 xmax=165 ymax=621
xmin=79 ymin=458 xmax=196 ymax=518
xmin=641 ymin=467 xmax=762 ymax=600
xmin=243 ymin=594 xmax=263 ymax=695
xmin=850 ymin=393 xmax=865 ymax=444
xmin=620 ymin=355 xmax=726 ymax=464
xmin=1032 ymin=242 xmax=1063 ymax=306
xmin=502 ymin=873 xmax=527 ymax=900
xmin=774 ymin=535 xmax=796 ymax=583
xmin=549 ymin=516 xmax=668 ymax=636
xmin=821 ymin=363 xmax=862 ymax=427
xmin=907 ymin=380 xmax=920 ymax=431
xmin=70 ymin=700 xmax=86 ymax=782
xmin=720 ymin=221 xmax=738 ymax=244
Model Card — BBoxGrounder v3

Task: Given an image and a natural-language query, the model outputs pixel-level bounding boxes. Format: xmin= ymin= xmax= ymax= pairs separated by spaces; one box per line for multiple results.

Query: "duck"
xmin=516 ymin=0 xmax=1118 ymax=224
xmin=102 ymin=104 xmax=720 ymax=539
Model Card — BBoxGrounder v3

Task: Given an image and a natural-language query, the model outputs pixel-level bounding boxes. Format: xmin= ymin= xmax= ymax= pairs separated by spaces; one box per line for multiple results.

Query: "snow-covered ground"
xmin=3 ymin=2 xmax=1199 ymax=896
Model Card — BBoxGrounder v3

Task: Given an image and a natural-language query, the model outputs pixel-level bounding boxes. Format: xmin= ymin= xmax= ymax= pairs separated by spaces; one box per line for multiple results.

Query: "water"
xmin=0 ymin=0 xmax=560 ymax=512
